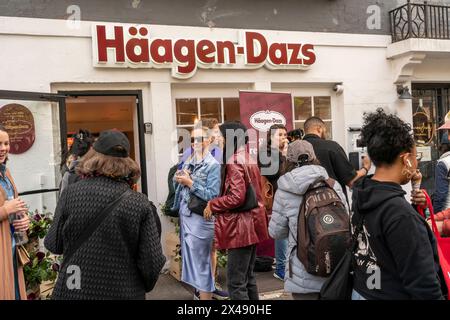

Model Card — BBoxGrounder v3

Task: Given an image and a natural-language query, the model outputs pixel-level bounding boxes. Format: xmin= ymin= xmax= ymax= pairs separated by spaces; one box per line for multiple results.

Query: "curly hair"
xmin=360 ymin=108 xmax=414 ymax=166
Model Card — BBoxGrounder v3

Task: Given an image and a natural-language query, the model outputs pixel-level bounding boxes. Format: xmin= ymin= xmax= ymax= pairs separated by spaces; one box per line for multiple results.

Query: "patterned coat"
xmin=45 ymin=176 xmax=165 ymax=300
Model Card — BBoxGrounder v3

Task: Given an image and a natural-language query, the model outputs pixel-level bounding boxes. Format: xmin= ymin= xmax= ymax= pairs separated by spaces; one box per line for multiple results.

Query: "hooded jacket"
xmin=269 ymin=165 xmax=348 ymax=294
xmin=351 ymin=176 xmax=443 ymax=300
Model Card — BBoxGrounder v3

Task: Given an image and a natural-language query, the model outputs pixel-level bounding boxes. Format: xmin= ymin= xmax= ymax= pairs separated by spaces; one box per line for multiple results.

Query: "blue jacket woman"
xmin=172 ymin=125 xmax=221 ymax=300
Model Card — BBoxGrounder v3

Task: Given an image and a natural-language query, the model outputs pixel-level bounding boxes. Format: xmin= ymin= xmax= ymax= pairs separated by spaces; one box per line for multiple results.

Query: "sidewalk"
xmin=146 ymin=269 xmax=292 ymax=300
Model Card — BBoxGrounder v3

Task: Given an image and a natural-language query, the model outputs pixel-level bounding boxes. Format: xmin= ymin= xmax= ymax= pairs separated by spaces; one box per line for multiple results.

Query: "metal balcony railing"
xmin=390 ymin=0 xmax=450 ymax=42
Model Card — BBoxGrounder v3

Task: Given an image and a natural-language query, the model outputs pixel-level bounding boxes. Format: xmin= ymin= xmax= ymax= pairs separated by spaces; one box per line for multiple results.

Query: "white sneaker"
xmin=273 ymin=272 xmax=284 ymax=281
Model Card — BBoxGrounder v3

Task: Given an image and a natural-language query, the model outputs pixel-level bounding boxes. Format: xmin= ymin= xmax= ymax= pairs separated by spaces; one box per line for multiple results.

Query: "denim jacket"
xmin=172 ymin=152 xmax=221 ymax=212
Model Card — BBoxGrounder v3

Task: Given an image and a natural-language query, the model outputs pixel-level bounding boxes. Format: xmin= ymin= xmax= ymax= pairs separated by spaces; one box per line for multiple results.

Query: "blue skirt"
xmin=179 ymin=200 xmax=215 ymax=292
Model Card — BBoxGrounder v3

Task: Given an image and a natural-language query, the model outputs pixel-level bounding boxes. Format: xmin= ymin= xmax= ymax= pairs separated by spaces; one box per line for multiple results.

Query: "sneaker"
xmin=193 ymin=289 xmax=200 ymax=300
xmin=212 ymin=288 xmax=230 ymax=300
xmin=273 ymin=272 xmax=284 ymax=281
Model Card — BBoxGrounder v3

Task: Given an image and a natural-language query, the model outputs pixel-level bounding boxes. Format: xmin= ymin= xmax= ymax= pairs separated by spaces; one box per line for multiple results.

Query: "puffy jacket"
xmin=209 ymin=148 xmax=269 ymax=250
xmin=269 ymin=165 xmax=348 ymax=294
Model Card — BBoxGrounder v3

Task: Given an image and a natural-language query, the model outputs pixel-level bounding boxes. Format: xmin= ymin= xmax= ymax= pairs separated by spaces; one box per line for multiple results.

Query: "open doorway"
xmin=61 ymin=92 xmax=147 ymax=195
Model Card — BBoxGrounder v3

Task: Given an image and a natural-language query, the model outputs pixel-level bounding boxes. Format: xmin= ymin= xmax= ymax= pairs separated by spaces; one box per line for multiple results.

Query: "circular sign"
xmin=249 ymin=110 xmax=286 ymax=132
xmin=0 ymin=104 xmax=36 ymax=154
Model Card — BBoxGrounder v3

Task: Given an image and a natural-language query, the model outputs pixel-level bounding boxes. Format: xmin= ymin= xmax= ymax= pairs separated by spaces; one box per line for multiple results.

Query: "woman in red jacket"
xmin=204 ymin=121 xmax=269 ymax=300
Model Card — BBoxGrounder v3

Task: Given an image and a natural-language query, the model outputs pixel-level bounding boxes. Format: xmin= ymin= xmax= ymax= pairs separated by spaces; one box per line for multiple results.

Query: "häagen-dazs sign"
xmin=250 ymin=110 xmax=287 ymax=132
xmin=0 ymin=104 xmax=35 ymax=154
xmin=92 ymin=23 xmax=316 ymax=79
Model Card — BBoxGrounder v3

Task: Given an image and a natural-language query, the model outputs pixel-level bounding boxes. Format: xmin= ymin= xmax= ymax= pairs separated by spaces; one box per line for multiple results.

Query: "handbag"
xmin=320 ymin=214 xmax=364 ymax=300
xmin=418 ymin=191 xmax=450 ymax=300
xmin=230 ymin=164 xmax=258 ymax=212
xmin=17 ymin=244 xmax=30 ymax=266
xmin=188 ymin=194 xmax=208 ymax=216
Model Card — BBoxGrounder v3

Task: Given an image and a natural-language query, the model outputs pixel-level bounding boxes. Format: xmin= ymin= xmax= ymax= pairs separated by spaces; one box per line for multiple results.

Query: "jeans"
xmin=227 ymin=245 xmax=259 ymax=300
xmin=275 ymin=238 xmax=288 ymax=277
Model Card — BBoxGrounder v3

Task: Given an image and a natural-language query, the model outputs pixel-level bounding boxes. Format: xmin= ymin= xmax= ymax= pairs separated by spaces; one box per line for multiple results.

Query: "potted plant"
xmin=23 ymin=209 xmax=59 ymax=300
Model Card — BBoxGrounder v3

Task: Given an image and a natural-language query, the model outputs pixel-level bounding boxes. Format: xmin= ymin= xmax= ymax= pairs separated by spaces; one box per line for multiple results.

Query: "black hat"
xmin=93 ymin=130 xmax=130 ymax=158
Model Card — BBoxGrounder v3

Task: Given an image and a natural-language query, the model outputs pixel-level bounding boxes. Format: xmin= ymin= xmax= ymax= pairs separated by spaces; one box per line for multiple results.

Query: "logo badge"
xmin=323 ymin=214 xmax=334 ymax=225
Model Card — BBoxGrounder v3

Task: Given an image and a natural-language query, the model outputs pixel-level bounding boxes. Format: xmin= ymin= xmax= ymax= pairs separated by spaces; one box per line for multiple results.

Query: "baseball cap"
xmin=286 ymin=140 xmax=316 ymax=163
xmin=93 ymin=130 xmax=130 ymax=158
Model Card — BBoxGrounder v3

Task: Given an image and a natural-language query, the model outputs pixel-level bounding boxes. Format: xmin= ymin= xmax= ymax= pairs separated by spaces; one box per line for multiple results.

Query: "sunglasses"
xmin=191 ymin=136 xmax=208 ymax=143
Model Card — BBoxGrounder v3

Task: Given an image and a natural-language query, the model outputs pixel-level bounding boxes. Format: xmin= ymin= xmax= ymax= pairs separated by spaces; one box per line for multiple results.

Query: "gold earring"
xmin=402 ymin=167 xmax=414 ymax=179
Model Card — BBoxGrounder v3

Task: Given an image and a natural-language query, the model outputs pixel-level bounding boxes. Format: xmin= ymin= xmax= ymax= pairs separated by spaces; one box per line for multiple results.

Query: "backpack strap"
xmin=324 ymin=178 xmax=336 ymax=189
xmin=61 ymin=189 xmax=133 ymax=270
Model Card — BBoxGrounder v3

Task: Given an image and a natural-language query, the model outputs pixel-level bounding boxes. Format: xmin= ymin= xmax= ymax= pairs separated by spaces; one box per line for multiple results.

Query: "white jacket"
xmin=269 ymin=165 xmax=348 ymax=294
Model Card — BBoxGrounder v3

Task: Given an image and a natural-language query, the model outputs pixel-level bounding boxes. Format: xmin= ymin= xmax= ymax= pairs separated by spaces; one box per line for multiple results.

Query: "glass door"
xmin=412 ymin=85 xmax=450 ymax=195
xmin=0 ymin=90 xmax=66 ymax=215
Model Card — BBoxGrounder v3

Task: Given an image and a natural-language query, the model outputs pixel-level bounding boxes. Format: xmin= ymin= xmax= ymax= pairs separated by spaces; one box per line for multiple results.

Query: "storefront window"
xmin=176 ymin=98 xmax=197 ymax=125
xmin=294 ymin=97 xmax=312 ymax=120
xmin=293 ymin=95 xmax=332 ymax=138
xmin=200 ymin=98 xmax=221 ymax=120
xmin=314 ymin=96 xmax=331 ymax=119
xmin=223 ymin=98 xmax=240 ymax=121
xmin=175 ymin=97 xmax=240 ymax=154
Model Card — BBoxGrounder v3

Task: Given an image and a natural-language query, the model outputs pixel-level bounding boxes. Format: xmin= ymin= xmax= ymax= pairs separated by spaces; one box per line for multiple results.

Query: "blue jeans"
xmin=274 ymin=239 xmax=287 ymax=277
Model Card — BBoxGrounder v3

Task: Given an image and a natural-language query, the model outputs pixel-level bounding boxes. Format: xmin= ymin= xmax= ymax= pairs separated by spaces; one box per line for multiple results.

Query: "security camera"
xmin=333 ymin=84 xmax=344 ymax=94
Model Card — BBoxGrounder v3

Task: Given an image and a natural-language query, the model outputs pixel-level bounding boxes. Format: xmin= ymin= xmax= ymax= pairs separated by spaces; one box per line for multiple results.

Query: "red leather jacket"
xmin=210 ymin=148 xmax=269 ymax=250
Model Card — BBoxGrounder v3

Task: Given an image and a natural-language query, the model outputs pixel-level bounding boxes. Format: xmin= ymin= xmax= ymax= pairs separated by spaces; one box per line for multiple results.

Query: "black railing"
xmin=390 ymin=0 xmax=450 ymax=42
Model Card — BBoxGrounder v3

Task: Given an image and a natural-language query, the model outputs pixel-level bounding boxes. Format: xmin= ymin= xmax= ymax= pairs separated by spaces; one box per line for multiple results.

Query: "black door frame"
xmin=58 ymin=90 xmax=148 ymax=196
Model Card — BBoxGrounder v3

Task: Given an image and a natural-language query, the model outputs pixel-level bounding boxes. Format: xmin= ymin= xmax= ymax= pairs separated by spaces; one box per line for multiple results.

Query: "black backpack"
xmin=163 ymin=164 xmax=180 ymax=217
xmin=297 ymin=179 xmax=350 ymax=277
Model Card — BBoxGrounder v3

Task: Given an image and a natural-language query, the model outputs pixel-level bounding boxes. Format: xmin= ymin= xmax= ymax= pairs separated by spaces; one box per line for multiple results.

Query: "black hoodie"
xmin=351 ymin=176 xmax=443 ymax=300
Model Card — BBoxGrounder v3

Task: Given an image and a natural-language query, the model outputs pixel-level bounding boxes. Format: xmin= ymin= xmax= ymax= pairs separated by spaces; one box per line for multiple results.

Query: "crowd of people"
xmin=1 ymin=108 xmax=449 ymax=300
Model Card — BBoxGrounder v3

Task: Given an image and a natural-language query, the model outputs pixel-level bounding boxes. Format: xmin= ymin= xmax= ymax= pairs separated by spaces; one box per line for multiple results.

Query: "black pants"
xmin=227 ymin=244 xmax=259 ymax=300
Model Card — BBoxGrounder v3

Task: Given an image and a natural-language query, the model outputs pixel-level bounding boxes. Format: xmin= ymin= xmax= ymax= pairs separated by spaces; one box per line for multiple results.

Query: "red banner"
xmin=239 ymin=91 xmax=293 ymax=157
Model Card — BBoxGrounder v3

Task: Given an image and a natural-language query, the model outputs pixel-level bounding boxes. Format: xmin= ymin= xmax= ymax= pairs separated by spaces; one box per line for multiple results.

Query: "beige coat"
xmin=0 ymin=169 xmax=27 ymax=300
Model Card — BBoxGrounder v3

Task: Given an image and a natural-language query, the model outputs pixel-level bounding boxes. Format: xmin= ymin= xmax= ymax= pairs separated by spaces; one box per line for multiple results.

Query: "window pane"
xmin=177 ymin=127 xmax=193 ymax=154
xmin=176 ymin=98 xmax=198 ymax=125
xmin=294 ymin=122 xmax=304 ymax=130
xmin=314 ymin=96 xmax=331 ymax=119
xmin=324 ymin=121 xmax=333 ymax=139
xmin=294 ymin=97 xmax=312 ymax=121
xmin=223 ymin=98 xmax=240 ymax=122
xmin=200 ymin=98 xmax=221 ymax=122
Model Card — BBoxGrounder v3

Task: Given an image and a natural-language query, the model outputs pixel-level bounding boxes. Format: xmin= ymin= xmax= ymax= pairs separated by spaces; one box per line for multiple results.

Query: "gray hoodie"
xmin=269 ymin=165 xmax=348 ymax=294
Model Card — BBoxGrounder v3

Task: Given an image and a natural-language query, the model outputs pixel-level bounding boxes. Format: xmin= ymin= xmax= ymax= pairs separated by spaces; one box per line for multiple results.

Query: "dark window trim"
xmin=58 ymin=90 xmax=148 ymax=196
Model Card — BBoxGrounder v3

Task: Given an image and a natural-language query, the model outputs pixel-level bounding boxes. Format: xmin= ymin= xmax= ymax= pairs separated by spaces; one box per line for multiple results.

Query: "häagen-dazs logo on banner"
xmin=250 ymin=110 xmax=286 ymax=132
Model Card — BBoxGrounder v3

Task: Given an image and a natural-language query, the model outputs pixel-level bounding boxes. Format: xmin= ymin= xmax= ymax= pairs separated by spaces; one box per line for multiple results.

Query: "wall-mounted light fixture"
xmin=397 ymin=85 xmax=412 ymax=99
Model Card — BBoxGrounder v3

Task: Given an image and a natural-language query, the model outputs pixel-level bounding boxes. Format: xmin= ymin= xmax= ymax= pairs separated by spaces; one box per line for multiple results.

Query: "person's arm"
xmin=331 ymin=145 xmax=370 ymax=188
xmin=137 ymin=201 xmax=166 ymax=292
xmin=269 ymin=189 xmax=289 ymax=240
xmin=44 ymin=189 xmax=68 ymax=255
xmin=209 ymin=164 xmax=246 ymax=214
xmin=433 ymin=161 xmax=448 ymax=213
xmin=384 ymin=214 xmax=443 ymax=300
xmin=190 ymin=163 xmax=221 ymax=201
